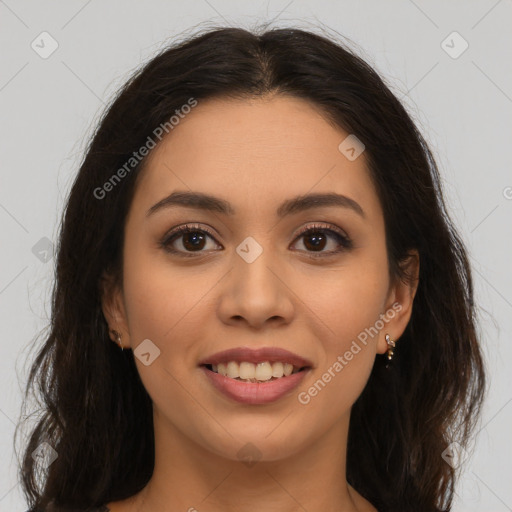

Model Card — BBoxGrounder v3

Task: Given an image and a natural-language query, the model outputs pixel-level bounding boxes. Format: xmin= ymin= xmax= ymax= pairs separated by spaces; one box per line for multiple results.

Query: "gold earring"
xmin=385 ymin=334 xmax=395 ymax=360
xmin=110 ymin=329 xmax=124 ymax=350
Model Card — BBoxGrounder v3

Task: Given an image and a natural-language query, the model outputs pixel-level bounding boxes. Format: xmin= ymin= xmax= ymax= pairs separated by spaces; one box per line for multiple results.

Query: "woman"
xmin=16 ymin=26 xmax=486 ymax=512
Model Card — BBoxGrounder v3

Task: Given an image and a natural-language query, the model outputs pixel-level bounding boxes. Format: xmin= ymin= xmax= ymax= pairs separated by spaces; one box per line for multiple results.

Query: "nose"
xmin=216 ymin=245 xmax=295 ymax=330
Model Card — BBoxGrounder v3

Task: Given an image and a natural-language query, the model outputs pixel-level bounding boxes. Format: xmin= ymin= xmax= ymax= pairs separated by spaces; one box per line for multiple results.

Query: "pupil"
xmin=305 ymin=232 xmax=326 ymax=250
xmin=183 ymin=232 xmax=205 ymax=250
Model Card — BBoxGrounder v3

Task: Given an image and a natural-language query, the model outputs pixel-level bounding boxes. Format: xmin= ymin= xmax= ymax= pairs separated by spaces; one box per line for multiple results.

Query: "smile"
xmin=198 ymin=346 xmax=313 ymax=404
xmin=205 ymin=361 xmax=305 ymax=382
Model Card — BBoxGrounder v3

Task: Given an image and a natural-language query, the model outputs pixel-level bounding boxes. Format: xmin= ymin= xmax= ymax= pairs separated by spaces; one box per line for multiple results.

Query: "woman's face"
xmin=103 ymin=94 xmax=416 ymax=462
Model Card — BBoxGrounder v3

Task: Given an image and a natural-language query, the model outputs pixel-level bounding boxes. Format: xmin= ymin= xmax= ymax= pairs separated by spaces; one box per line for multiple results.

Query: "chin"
xmin=205 ymin=423 xmax=310 ymax=464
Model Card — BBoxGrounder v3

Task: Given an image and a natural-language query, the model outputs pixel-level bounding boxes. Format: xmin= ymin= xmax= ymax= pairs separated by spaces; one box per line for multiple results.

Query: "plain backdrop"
xmin=1 ymin=1 xmax=511 ymax=510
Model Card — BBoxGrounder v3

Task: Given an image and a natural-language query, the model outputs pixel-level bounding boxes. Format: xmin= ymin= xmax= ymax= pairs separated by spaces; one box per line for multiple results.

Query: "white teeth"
xmin=239 ymin=362 xmax=254 ymax=380
xmin=283 ymin=363 xmax=293 ymax=376
xmin=255 ymin=362 xmax=273 ymax=381
xmin=208 ymin=361 xmax=303 ymax=381
xmin=272 ymin=362 xmax=284 ymax=378
xmin=217 ymin=363 xmax=227 ymax=376
xmin=227 ymin=361 xmax=239 ymax=379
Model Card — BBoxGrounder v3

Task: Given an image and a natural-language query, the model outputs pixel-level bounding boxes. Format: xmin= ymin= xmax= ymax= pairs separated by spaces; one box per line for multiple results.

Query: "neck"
xmin=129 ymin=409 xmax=371 ymax=512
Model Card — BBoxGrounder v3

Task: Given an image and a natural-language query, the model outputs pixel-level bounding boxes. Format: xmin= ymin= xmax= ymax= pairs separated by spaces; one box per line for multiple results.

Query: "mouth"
xmin=198 ymin=346 xmax=313 ymax=402
xmin=201 ymin=361 xmax=310 ymax=383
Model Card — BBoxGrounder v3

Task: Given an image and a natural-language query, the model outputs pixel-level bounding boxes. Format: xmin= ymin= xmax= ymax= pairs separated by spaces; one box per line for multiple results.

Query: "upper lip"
xmin=198 ymin=347 xmax=313 ymax=368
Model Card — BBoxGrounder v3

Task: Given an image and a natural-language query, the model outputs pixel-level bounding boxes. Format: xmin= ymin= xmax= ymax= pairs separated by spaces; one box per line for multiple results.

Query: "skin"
xmin=101 ymin=94 xmax=419 ymax=512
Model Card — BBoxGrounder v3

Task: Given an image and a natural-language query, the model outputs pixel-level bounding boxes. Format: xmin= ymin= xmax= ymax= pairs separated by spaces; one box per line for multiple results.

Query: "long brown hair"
xmin=16 ymin=26 xmax=486 ymax=512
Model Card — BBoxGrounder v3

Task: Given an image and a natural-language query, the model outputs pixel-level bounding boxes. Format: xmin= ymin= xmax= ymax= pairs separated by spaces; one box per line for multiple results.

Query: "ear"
xmin=99 ymin=270 xmax=130 ymax=346
xmin=377 ymin=249 xmax=420 ymax=355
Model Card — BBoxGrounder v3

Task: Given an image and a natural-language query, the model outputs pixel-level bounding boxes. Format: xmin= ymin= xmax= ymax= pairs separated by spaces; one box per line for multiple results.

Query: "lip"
xmin=201 ymin=365 xmax=311 ymax=404
xmin=198 ymin=346 xmax=313 ymax=405
xmin=198 ymin=346 xmax=313 ymax=368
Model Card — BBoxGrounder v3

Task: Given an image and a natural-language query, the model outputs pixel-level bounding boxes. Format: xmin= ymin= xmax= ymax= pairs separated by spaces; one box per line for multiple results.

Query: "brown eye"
xmin=178 ymin=230 xmax=207 ymax=251
xmin=161 ymin=224 xmax=220 ymax=256
xmin=291 ymin=223 xmax=352 ymax=257
xmin=160 ymin=222 xmax=352 ymax=259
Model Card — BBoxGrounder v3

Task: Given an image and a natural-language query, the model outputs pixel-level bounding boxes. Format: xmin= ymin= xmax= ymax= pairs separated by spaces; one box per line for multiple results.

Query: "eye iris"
xmin=182 ymin=231 xmax=206 ymax=251
xmin=304 ymin=231 xmax=327 ymax=251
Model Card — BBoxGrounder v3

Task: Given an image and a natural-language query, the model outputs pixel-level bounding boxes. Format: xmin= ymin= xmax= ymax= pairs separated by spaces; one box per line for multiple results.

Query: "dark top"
xmin=26 ymin=506 xmax=110 ymax=512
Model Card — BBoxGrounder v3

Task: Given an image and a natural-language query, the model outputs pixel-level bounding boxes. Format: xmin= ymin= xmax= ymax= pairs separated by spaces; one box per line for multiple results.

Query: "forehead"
xmin=131 ymin=95 xmax=381 ymax=221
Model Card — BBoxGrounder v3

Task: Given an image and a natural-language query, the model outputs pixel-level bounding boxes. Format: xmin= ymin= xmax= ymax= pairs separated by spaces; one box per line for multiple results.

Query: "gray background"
xmin=1 ymin=1 xmax=511 ymax=510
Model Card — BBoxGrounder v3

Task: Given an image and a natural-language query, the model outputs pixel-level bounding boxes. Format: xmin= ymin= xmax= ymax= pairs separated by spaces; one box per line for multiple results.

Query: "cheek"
xmin=294 ymin=252 xmax=388 ymax=416
xmin=120 ymin=244 xmax=209 ymax=430
xmin=121 ymin=239 xmax=207 ymax=342
xmin=295 ymin=278 xmax=385 ymax=432
xmin=307 ymin=252 xmax=389 ymax=347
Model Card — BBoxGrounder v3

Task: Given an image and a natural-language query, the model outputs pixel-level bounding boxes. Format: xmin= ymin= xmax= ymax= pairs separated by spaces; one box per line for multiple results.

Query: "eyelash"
xmin=160 ymin=222 xmax=353 ymax=259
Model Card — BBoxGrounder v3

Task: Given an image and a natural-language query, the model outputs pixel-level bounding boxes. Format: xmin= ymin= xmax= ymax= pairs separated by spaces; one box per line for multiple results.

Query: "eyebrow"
xmin=146 ymin=190 xmax=365 ymax=219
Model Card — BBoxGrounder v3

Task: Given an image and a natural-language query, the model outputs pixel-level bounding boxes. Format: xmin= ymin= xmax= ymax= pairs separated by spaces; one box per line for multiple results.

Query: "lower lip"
xmin=201 ymin=366 xmax=309 ymax=405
